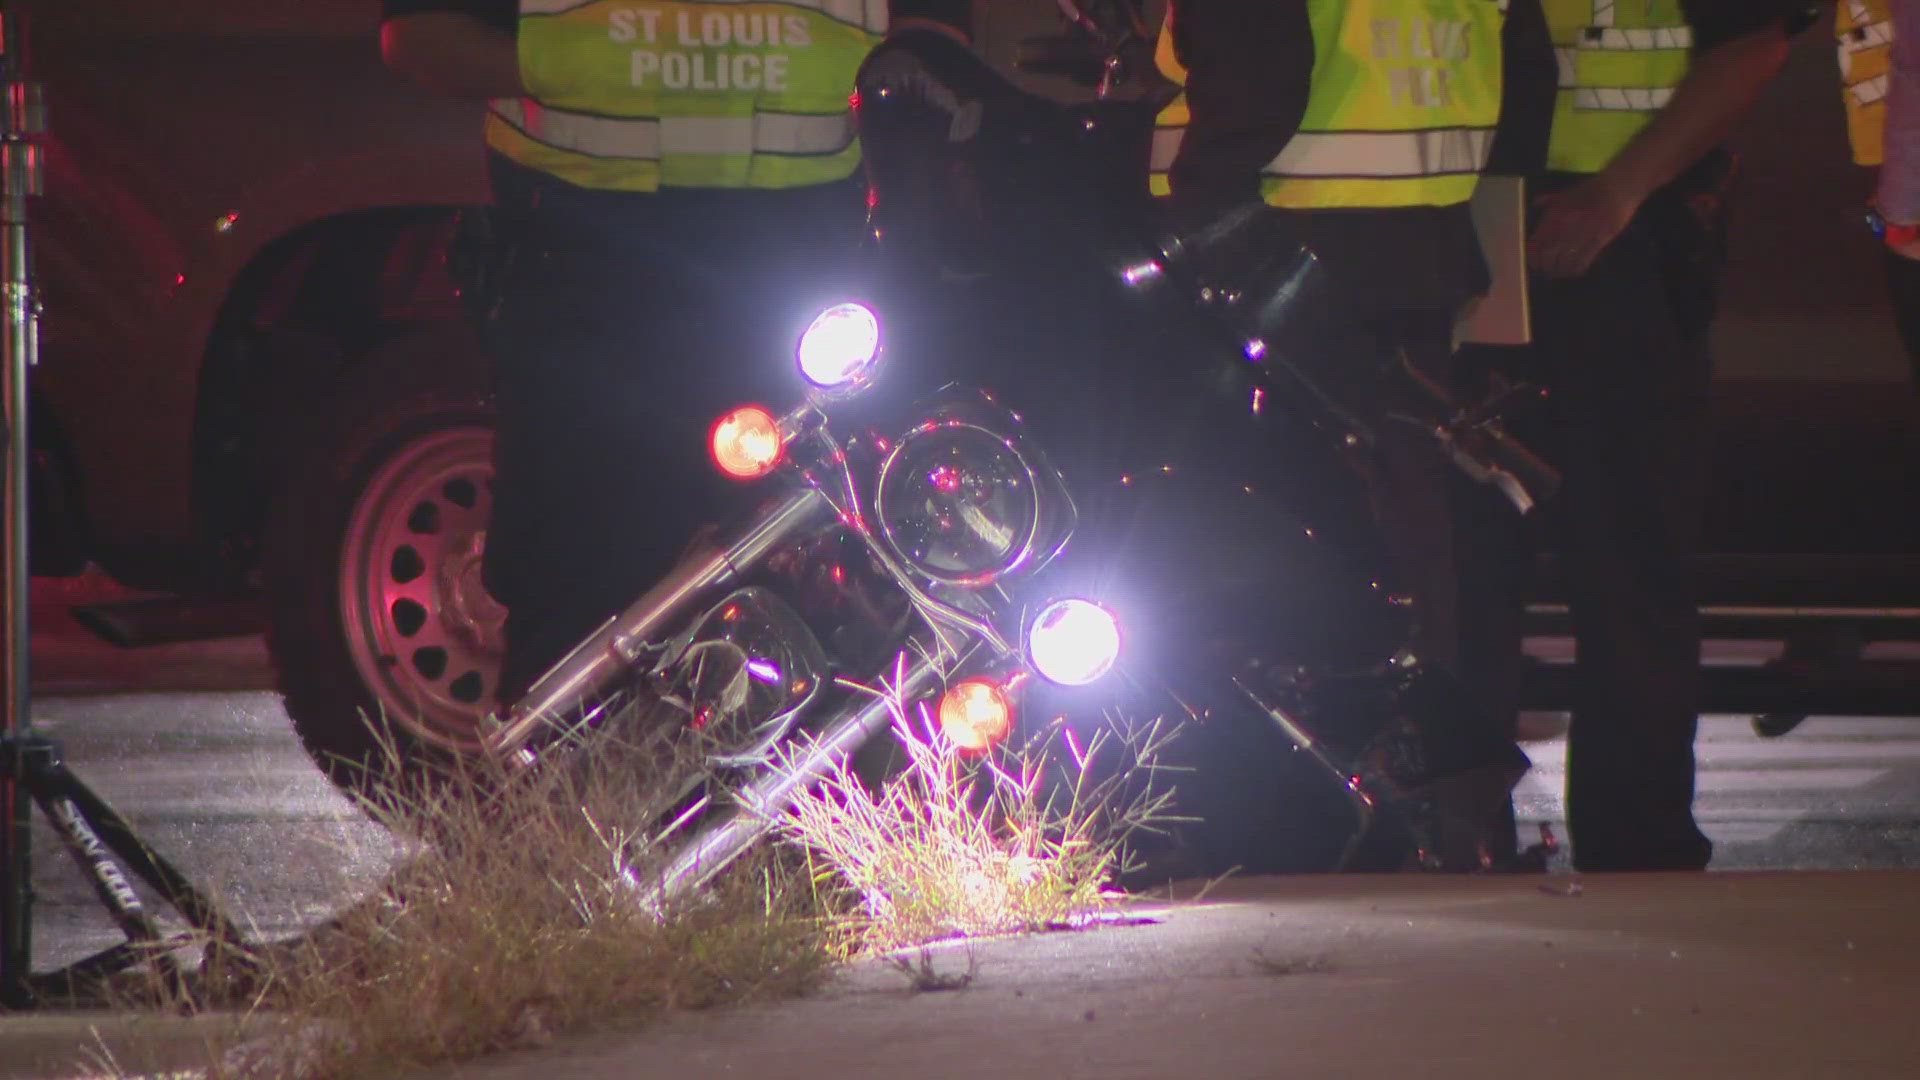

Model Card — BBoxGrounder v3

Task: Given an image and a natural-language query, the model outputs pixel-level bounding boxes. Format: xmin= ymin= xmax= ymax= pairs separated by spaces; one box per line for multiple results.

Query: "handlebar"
xmin=1143 ymin=202 xmax=1562 ymax=515
xmin=1375 ymin=354 xmax=1560 ymax=515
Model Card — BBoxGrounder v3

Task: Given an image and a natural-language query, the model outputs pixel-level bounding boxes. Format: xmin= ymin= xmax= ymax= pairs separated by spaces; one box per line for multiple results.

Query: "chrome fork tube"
xmin=637 ymin=645 xmax=950 ymax=909
xmin=485 ymin=486 xmax=832 ymax=761
xmin=1229 ymin=673 xmax=1377 ymax=872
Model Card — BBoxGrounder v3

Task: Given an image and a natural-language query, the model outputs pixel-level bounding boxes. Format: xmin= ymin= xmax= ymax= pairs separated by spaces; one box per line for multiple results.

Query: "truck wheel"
xmin=263 ymin=328 xmax=502 ymax=799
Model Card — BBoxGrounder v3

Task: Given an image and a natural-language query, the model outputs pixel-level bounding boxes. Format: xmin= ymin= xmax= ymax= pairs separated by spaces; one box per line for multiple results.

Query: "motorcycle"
xmin=476 ymin=1 xmax=1563 ymax=906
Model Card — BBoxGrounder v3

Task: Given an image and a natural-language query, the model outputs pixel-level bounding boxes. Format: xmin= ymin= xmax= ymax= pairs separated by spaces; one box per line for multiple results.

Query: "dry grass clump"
xmin=70 ymin=665 xmax=1176 ymax=1076
xmin=183 ymin=719 xmax=841 ymax=1079
xmin=775 ymin=668 xmax=1182 ymax=952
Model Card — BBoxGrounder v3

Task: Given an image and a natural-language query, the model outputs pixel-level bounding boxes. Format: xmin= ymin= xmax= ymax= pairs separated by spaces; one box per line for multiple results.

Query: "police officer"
xmin=1835 ymin=0 xmax=1920 ymax=384
xmin=1150 ymin=0 xmax=1557 ymax=869
xmin=1838 ymin=0 xmax=1896 ymax=171
xmin=1454 ymin=1 xmax=1816 ymax=871
xmin=1875 ymin=1 xmax=1920 ymax=382
xmin=380 ymin=0 xmax=884 ymax=706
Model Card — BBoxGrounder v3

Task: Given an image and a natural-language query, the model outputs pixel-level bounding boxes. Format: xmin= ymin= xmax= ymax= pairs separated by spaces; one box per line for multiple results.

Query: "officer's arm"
xmin=1528 ymin=14 xmax=1796 ymax=277
xmin=1590 ymin=22 xmax=1791 ymax=210
xmin=1877 ymin=0 xmax=1920 ymax=247
xmin=1166 ymin=0 xmax=1314 ymax=208
xmin=381 ymin=12 xmax=525 ymax=98
xmin=1486 ymin=0 xmax=1555 ymax=177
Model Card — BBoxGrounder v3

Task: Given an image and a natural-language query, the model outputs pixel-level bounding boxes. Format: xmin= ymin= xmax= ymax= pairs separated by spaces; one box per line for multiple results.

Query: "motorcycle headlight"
xmin=876 ymin=422 xmax=1041 ymax=587
xmin=658 ymin=587 xmax=830 ymax=767
xmin=1026 ymin=598 xmax=1121 ymax=686
xmin=796 ymin=302 xmax=881 ymax=392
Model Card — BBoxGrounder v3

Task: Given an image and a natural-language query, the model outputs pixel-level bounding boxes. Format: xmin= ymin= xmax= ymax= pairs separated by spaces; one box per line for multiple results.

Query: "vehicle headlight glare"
xmin=1026 ymin=599 xmax=1121 ymax=686
xmin=796 ymin=302 xmax=881 ymax=390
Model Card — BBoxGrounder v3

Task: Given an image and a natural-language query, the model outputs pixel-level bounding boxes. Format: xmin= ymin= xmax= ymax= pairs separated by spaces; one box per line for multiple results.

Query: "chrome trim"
xmin=1230 ymin=672 xmax=1376 ymax=872
xmin=647 ymin=587 xmax=831 ymax=770
xmin=874 ymin=420 xmax=1044 ymax=588
xmin=636 ymin=643 xmax=954 ymax=908
xmin=802 ymin=425 xmax=1018 ymax=656
xmin=485 ymin=487 xmax=834 ymax=761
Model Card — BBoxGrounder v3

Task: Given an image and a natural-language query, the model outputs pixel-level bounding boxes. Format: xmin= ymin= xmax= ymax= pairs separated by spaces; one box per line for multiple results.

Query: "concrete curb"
xmin=0 ymin=1011 xmax=271 ymax=1079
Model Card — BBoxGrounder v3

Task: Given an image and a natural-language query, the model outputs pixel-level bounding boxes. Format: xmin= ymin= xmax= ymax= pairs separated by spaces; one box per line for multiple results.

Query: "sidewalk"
xmin=6 ymin=870 xmax=1915 ymax=1079
xmin=27 ymin=569 xmax=273 ymax=696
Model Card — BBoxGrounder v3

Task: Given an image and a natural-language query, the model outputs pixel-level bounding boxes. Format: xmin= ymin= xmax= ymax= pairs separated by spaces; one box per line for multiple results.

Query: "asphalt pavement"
xmin=4 ymin=573 xmax=1920 ymax=1077
xmin=429 ymin=871 xmax=1920 ymax=1080
xmin=16 ymin=638 xmax=1920 ymax=978
xmin=13 ymin=872 xmax=1915 ymax=1080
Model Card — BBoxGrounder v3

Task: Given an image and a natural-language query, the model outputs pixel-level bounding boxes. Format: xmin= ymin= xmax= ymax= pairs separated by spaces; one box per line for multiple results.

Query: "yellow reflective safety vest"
xmin=1149 ymin=0 xmax=1505 ymax=209
xmin=486 ymin=0 xmax=886 ymax=193
xmin=1542 ymin=0 xmax=1693 ymax=174
xmin=1837 ymin=0 xmax=1895 ymax=167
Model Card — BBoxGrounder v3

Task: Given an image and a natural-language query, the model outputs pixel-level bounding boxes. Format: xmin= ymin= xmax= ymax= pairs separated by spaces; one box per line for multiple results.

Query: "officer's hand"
xmin=1526 ymin=176 xmax=1640 ymax=279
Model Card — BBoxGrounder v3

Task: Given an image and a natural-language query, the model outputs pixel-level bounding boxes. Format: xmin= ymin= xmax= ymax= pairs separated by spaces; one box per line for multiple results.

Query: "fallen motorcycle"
xmin=477 ymin=6 xmax=1562 ymax=903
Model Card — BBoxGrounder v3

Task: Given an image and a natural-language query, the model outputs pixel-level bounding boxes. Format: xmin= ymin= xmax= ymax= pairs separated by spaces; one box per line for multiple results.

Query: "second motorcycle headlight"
xmin=875 ymin=421 xmax=1042 ymax=587
xmin=1026 ymin=598 xmax=1121 ymax=686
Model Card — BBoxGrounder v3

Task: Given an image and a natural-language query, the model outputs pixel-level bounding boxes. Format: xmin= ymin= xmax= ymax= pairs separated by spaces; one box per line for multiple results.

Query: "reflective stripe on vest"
xmin=1837 ymin=0 xmax=1895 ymax=166
xmin=1572 ymin=86 xmax=1673 ymax=110
xmin=489 ymin=98 xmax=857 ymax=158
xmin=490 ymin=0 xmax=881 ymax=192
xmin=1152 ymin=126 xmax=1495 ymax=179
xmin=1542 ymin=0 xmax=1691 ymax=174
xmin=521 ymin=0 xmax=886 ymax=27
xmin=1148 ymin=0 xmax=1503 ymax=209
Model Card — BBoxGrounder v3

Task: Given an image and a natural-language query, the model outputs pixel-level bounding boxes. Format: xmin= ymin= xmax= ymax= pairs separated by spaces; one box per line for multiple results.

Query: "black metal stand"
xmin=3 ymin=736 xmax=258 ymax=1007
xmin=0 ymin=7 xmax=254 ymax=1011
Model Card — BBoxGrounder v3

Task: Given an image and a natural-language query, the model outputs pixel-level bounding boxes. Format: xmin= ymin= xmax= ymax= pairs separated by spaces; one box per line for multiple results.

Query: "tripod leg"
xmin=1 ymin=752 xmax=30 ymax=1008
xmin=40 ymin=758 xmax=254 ymax=954
xmin=8 ymin=734 xmax=263 ymax=1005
xmin=31 ymin=789 xmax=188 ymax=1004
xmin=0 ymin=6 xmax=255 ymax=1012
xmin=27 ymin=745 xmax=261 ymax=998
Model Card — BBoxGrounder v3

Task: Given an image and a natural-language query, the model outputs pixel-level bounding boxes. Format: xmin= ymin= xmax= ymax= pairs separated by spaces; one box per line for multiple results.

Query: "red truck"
xmin=28 ymin=1 xmax=500 ymax=786
xmin=22 ymin=1 xmax=1920 ymax=794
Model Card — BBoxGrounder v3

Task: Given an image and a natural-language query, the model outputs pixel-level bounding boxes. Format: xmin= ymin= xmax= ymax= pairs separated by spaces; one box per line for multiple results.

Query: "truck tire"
xmin=262 ymin=327 xmax=501 ymax=799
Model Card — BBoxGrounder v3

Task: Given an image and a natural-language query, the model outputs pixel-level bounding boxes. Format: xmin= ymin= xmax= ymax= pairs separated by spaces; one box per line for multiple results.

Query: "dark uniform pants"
xmin=479 ymin=220 xmax=862 ymax=705
xmin=1456 ymin=191 xmax=1720 ymax=872
xmin=1886 ymin=248 xmax=1920 ymax=389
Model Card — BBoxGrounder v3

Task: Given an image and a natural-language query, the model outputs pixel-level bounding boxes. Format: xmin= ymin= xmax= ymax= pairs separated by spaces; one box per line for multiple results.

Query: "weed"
xmin=100 ymin=708 xmax=847 ymax=1079
xmin=1248 ymin=947 xmax=1335 ymax=977
xmin=884 ymin=946 xmax=978 ymax=992
xmin=774 ymin=655 xmax=1185 ymax=952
